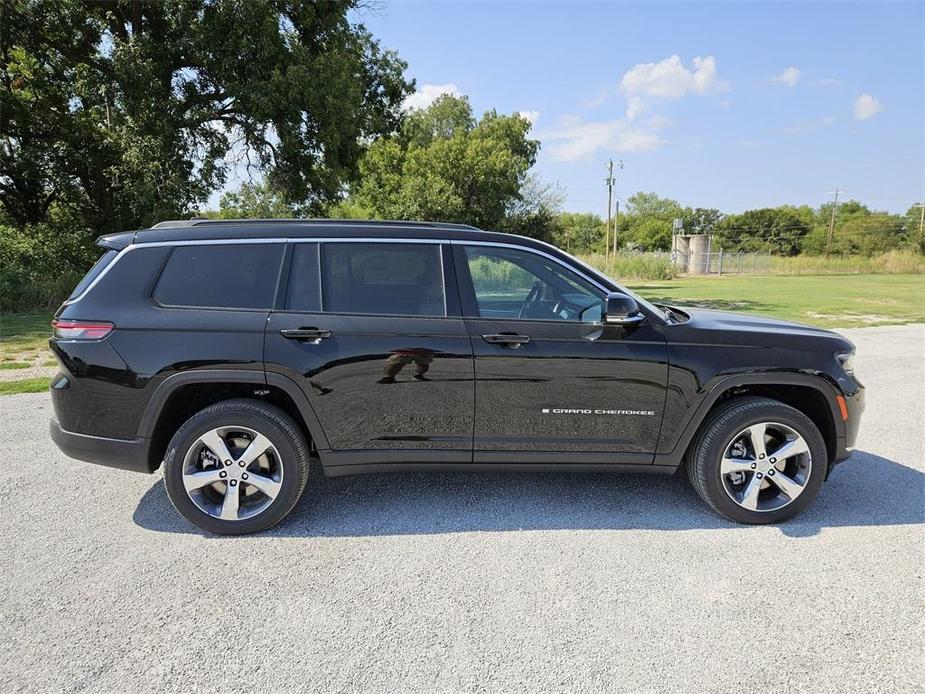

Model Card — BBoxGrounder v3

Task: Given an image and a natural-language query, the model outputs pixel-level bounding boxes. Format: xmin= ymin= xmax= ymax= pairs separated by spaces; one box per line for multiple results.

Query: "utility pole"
xmin=605 ymin=160 xmax=614 ymax=261
xmin=825 ymin=188 xmax=842 ymax=255
xmin=604 ymin=159 xmax=624 ymax=260
xmin=613 ymin=199 xmax=620 ymax=256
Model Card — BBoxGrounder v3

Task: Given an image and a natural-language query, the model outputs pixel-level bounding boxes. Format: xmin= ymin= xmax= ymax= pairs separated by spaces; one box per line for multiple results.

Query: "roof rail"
xmin=150 ymin=218 xmax=482 ymax=231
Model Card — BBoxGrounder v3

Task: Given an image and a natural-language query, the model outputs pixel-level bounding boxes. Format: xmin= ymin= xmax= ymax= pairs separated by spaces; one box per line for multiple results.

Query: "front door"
xmin=264 ymin=241 xmax=474 ymax=468
xmin=454 ymin=243 xmax=668 ymax=465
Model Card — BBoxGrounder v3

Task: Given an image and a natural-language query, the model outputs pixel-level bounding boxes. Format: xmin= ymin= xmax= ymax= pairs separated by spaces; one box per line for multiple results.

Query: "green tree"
xmin=619 ymin=192 xmax=682 ymax=250
xmin=681 ymin=207 xmax=723 ymax=235
xmin=0 ymin=0 xmax=412 ymax=233
xmin=625 ymin=192 xmax=683 ymax=220
xmin=558 ymin=211 xmax=604 ymax=253
xmin=351 ymin=95 xmax=540 ymax=230
xmin=206 ymin=181 xmax=295 ymax=219
xmin=496 ymin=176 xmax=565 ymax=243
xmin=904 ymin=203 xmax=925 ymax=253
xmin=715 ymin=207 xmax=812 ymax=255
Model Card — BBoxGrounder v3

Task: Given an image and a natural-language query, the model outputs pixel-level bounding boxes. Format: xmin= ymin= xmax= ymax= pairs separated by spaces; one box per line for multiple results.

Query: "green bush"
xmin=0 ymin=223 xmax=98 ymax=312
xmin=769 ymin=250 xmax=925 ymax=275
xmin=579 ymin=252 xmax=678 ymax=281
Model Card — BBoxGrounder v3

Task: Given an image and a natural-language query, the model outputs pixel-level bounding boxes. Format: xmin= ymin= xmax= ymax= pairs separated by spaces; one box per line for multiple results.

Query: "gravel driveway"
xmin=1 ymin=324 xmax=922 ymax=693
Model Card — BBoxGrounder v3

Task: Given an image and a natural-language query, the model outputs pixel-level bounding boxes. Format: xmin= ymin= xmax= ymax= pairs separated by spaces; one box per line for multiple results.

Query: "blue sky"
xmin=355 ymin=0 xmax=924 ymax=215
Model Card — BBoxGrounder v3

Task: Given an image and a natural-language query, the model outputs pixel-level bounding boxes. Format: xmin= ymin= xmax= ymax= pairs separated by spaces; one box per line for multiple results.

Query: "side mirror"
xmin=604 ymin=292 xmax=645 ymax=326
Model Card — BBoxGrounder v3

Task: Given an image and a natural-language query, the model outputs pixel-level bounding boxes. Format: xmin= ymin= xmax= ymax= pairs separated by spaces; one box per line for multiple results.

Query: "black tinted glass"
xmin=286 ymin=243 xmax=321 ymax=312
xmin=154 ymin=243 xmax=283 ymax=309
xmin=68 ymin=250 xmax=118 ymax=300
xmin=322 ymin=243 xmax=445 ymax=316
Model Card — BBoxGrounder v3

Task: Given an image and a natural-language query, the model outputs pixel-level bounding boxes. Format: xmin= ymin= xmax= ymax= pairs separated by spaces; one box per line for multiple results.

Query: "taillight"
xmin=52 ymin=319 xmax=114 ymax=340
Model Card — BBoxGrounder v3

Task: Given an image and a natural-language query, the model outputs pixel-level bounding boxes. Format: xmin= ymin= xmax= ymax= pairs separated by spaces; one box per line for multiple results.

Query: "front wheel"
xmin=163 ymin=399 xmax=310 ymax=535
xmin=686 ymin=397 xmax=827 ymax=524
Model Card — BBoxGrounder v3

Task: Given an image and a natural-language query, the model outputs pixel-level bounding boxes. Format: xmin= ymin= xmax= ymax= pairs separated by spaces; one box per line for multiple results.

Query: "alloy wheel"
xmin=181 ymin=426 xmax=283 ymax=521
xmin=719 ymin=421 xmax=812 ymax=513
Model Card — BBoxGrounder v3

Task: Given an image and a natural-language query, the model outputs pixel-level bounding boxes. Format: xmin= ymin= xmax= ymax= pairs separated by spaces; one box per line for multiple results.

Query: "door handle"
xmin=280 ymin=328 xmax=333 ymax=343
xmin=482 ymin=333 xmax=531 ymax=347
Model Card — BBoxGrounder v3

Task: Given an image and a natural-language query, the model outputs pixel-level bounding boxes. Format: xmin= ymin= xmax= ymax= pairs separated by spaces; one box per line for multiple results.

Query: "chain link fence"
xmin=619 ymin=250 xmax=773 ymax=275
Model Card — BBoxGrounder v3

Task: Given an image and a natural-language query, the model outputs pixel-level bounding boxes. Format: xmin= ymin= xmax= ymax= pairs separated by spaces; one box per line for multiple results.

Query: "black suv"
xmin=49 ymin=219 xmax=864 ymax=534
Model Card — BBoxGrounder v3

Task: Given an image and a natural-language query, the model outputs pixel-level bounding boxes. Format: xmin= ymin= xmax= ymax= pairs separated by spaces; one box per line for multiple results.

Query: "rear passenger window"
xmin=154 ymin=243 xmax=283 ymax=309
xmin=321 ymin=243 xmax=445 ymax=316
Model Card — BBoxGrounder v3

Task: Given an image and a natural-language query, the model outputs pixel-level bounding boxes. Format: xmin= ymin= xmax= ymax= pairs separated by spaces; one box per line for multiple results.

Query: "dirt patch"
xmin=805 ymin=311 xmax=906 ymax=324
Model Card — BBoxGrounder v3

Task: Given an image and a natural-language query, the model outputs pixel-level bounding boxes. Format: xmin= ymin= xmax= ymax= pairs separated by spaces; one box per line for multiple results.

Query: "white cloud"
xmin=542 ymin=115 xmax=666 ymax=162
xmin=773 ymin=67 xmax=801 ymax=88
xmin=853 ymin=93 xmax=882 ymax=120
xmin=815 ymin=77 xmax=842 ymax=86
xmin=625 ymin=96 xmax=647 ymax=121
xmin=517 ymin=110 xmax=540 ymax=125
xmin=402 ymin=83 xmax=461 ymax=111
xmin=620 ymin=54 xmax=728 ymax=100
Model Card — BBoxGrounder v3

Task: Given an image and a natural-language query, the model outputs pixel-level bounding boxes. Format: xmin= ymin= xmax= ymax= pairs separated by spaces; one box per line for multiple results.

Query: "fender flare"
xmin=138 ymin=369 xmax=330 ymax=450
xmin=654 ymin=371 xmax=845 ymax=467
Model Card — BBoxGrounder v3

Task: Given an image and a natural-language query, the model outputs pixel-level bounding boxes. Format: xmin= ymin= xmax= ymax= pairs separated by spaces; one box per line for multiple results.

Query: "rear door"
xmin=454 ymin=242 xmax=668 ymax=465
xmin=264 ymin=240 xmax=475 ymax=468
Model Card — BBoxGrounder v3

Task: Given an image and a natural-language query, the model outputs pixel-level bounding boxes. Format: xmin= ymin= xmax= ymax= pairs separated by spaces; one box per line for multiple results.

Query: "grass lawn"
xmin=0 ymin=378 xmax=50 ymax=395
xmin=0 ymin=313 xmax=54 ymax=396
xmin=1 ymin=312 xmax=52 ymax=357
xmin=628 ymin=274 xmax=925 ymax=329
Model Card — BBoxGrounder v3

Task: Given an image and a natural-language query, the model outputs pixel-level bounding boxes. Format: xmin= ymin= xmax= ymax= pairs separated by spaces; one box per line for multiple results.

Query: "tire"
xmin=685 ymin=396 xmax=827 ymax=524
xmin=163 ymin=399 xmax=310 ymax=535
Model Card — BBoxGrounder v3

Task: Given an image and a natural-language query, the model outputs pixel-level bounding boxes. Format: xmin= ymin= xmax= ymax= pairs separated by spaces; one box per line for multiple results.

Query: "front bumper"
xmin=832 ymin=384 xmax=865 ymax=466
xmin=50 ymin=418 xmax=153 ymax=473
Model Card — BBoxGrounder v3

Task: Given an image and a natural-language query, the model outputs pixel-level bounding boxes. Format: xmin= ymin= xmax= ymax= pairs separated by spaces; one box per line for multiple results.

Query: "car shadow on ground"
xmin=133 ymin=450 xmax=923 ymax=539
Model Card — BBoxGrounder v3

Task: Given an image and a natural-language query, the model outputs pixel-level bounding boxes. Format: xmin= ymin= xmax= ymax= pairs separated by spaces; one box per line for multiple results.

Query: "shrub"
xmin=0 ymin=223 xmax=98 ymax=312
xmin=579 ymin=252 xmax=678 ymax=281
xmin=770 ymin=250 xmax=925 ymax=275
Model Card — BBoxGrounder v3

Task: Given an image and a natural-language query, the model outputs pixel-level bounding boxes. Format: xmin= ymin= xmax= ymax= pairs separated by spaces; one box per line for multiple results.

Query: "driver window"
xmin=464 ymin=246 xmax=604 ymax=322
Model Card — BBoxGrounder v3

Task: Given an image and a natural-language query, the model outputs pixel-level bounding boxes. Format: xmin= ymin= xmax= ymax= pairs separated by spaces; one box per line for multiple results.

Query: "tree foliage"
xmin=0 ymin=0 xmax=412 ymax=233
xmin=715 ymin=207 xmax=812 ymax=255
xmin=207 ymin=181 xmax=295 ymax=220
xmin=617 ymin=192 xmax=682 ymax=251
xmin=558 ymin=211 xmax=604 ymax=253
xmin=350 ymin=95 xmax=541 ymax=231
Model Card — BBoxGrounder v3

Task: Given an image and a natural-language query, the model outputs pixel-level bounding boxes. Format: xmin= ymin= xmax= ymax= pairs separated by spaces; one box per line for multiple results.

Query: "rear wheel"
xmin=163 ymin=399 xmax=310 ymax=535
xmin=686 ymin=397 xmax=827 ymax=524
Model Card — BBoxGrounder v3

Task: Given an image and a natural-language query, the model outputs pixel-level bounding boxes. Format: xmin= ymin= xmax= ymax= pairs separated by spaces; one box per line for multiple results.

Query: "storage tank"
xmin=688 ymin=234 xmax=712 ymax=275
xmin=671 ymin=233 xmax=712 ymax=274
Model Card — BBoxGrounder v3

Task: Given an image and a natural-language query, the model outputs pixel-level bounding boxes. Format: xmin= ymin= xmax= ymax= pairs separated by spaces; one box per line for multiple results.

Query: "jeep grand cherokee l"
xmin=49 ymin=219 xmax=864 ymax=534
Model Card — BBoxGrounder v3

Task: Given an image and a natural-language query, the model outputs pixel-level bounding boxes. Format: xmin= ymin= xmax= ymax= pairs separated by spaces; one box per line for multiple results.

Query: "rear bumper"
xmin=50 ymin=418 xmax=153 ymax=473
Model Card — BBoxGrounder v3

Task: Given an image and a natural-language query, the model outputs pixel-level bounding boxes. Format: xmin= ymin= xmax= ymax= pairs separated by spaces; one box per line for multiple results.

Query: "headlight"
xmin=837 ymin=351 xmax=855 ymax=373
